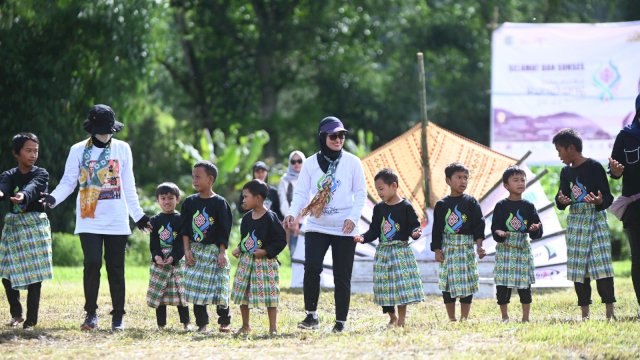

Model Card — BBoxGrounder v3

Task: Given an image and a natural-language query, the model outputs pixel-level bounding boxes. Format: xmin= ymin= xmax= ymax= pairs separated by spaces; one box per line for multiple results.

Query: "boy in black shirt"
xmin=553 ymin=128 xmax=616 ymax=320
xmin=491 ymin=166 xmax=542 ymax=322
xmin=431 ymin=163 xmax=486 ymax=321
xmin=231 ymin=180 xmax=287 ymax=335
xmin=181 ymin=161 xmax=233 ymax=332
xmin=146 ymin=182 xmax=190 ymax=330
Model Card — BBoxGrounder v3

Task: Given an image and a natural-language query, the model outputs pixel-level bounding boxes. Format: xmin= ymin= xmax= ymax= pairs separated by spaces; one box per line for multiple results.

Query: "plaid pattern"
xmin=566 ymin=202 xmax=614 ymax=282
xmin=373 ymin=240 xmax=424 ymax=306
xmin=231 ymin=252 xmax=280 ymax=308
xmin=438 ymin=233 xmax=479 ymax=298
xmin=0 ymin=212 xmax=52 ymax=290
xmin=182 ymin=242 xmax=230 ymax=306
xmin=146 ymin=248 xmax=188 ymax=308
xmin=494 ymin=232 xmax=535 ymax=288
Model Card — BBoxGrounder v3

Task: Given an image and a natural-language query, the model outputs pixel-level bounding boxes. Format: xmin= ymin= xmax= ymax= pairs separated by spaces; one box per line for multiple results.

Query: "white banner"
xmin=491 ymin=21 xmax=640 ymax=164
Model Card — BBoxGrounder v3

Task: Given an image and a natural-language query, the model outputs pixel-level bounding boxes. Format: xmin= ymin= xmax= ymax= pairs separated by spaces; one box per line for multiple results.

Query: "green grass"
xmin=1 ymin=261 xmax=639 ymax=359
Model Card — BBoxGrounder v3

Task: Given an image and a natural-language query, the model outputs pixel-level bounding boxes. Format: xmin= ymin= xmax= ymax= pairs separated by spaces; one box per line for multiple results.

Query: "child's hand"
xmin=9 ymin=192 xmax=24 ymax=204
xmin=253 ymin=249 xmax=267 ymax=258
xmin=477 ymin=245 xmax=486 ymax=259
xmin=217 ymin=252 xmax=228 ymax=268
xmin=528 ymin=223 xmax=541 ymax=232
xmin=411 ymin=228 xmax=422 ymax=240
xmin=185 ymin=250 xmax=195 ymax=267
xmin=495 ymin=230 xmax=509 ymax=238
xmin=609 ymin=157 xmax=625 ymax=177
xmin=353 ymin=235 xmax=364 ymax=243
xmin=434 ymin=250 xmax=444 ymax=263
xmin=154 ymin=255 xmax=164 ymax=265
xmin=557 ymin=191 xmax=571 ymax=205
xmin=164 ymin=256 xmax=174 ymax=265
xmin=584 ymin=191 xmax=603 ymax=205
xmin=232 ymin=247 xmax=241 ymax=258
xmin=283 ymin=215 xmax=295 ymax=230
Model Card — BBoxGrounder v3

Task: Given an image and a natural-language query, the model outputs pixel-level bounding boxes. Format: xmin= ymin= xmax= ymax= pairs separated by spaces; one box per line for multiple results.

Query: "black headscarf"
xmin=317 ymin=117 xmax=344 ymax=172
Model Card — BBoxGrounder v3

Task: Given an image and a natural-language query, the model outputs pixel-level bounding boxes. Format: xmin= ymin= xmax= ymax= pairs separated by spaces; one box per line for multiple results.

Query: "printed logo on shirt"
xmin=505 ymin=210 xmax=527 ymax=232
xmin=11 ymin=186 xmax=26 ymax=213
xmin=380 ymin=214 xmax=400 ymax=242
xmin=316 ymin=174 xmax=341 ymax=203
xmin=158 ymin=223 xmax=177 ymax=247
xmin=192 ymin=207 xmax=214 ymax=242
xmin=240 ymin=230 xmax=262 ymax=254
xmin=88 ymin=159 xmax=121 ymax=200
xmin=570 ymin=178 xmax=587 ymax=203
xmin=444 ymin=205 xmax=467 ymax=234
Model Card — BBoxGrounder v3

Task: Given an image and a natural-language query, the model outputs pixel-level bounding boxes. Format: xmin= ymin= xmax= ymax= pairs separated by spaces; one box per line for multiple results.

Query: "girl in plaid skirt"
xmin=0 ymin=133 xmax=53 ymax=329
xmin=492 ymin=166 xmax=543 ymax=323
xmin=232 ymin=180 xmax=287 ymax=335
xmin=553 ymin=129 xmax=616 ymax=320
xmin=146 ymin=183 xmax=190 ymax=330
xmin=432 ymin=163 xmax=486 ymax=322
xmin=354 ymin=168 xmax=424 ymax=327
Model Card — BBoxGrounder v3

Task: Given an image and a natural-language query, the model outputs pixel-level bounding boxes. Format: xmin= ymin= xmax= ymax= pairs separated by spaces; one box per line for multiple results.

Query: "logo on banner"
xmin=592 ymin=61 xmax=621 ymax=101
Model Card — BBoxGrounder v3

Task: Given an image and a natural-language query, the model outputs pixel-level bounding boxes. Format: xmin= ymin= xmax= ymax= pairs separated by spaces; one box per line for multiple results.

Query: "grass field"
xmin=1 ymin=261 xmax=639 ymax=359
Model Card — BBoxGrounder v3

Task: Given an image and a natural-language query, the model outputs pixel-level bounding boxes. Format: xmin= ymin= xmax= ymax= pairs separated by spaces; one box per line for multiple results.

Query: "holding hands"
xmin=353 ymin=234 xmax=364 ymax=243
xmin=411 ymin=228 xmax=422 ymax=240
xmin=39 ymin=192 xmax=56 ymax=208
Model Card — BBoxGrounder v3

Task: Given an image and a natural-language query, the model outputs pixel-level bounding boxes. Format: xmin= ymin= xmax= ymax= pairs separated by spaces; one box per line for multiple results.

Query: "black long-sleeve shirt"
xmin=361 ymin=199 xmax=420 ymax=243
xmin=491 ymin=198 xmax=543 ymax=243
xmin=149 ymin=212 xmax=184 ymax=265
xmin=180 ymin=194 xmax=232 ymax=247
xmin=238 ymin=210 xmax=287 ymax=259
xmin=609 ymin=130 xmax=640 ymax=197
xmin=431 ymin=194 xmax=485 ymax=251
xmin=0 ymin=166 xmax=48 ymax=214
xmin=555 ymin=158 xmax=613 ymax=212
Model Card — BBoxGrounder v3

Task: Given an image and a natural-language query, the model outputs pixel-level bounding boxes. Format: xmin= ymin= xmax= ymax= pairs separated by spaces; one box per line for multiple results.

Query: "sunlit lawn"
xmin=0 ymin=260 xmax=638 ymax=359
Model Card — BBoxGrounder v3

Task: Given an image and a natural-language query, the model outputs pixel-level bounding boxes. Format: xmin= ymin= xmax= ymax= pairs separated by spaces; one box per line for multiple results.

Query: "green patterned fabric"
xmin=146 ymin=248 xmax=188 ymax=308
xmin=231 ymin=252 xmax=280 ymax=308
xmin=373 ymin=240 xmax=424 ymax=306
xmin=182 ymin=242 xmax=230 ymax=305
xmin=438 ymin=233 xmax=478 ymax=298
xmin=494 ymin=232 xmax=535 ymax=288
xmin=566 ymin=202 xmax=614 ymax=282
xmin=0 ymin=212 xmax=52 ymax=290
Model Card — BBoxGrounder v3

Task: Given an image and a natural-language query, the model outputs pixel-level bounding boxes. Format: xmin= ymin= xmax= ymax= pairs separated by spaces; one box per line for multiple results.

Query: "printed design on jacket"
xmin=380 ymin=214 xmax=400 ymax=242
xmin=240 ymin=230 xmax=262 ymax=254
xmin=570 ymin=177 xmax=587 ymax=203
xmin=444 ymin=205 xmax=467 ymax=234
xmin=158 ymin=223 xmax=177 ymax=247
xmin=192 ymin=207 xmax=214 ymax=242
xmin=506 ymin=210 xmax=528 ymax=232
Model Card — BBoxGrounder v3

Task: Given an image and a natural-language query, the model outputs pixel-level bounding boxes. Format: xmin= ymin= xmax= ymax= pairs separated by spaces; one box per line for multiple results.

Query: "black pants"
xmin=624 ymin=200 xmax=640 ymax=306
xmin=79 ymin=233 xmax=127 ymax=316
xmin=193 ymin=304 xmax=231 ymax=327
xmin=156 ymin=305 xmax=190 ymax=327
xmin=496 ymin=285 xmax=532 ymax=305
xmin=442 ymin=292 xmax=473 ymax=304
xmin=2 ymin=279 xmax=41 ymax=326
xmin=574 ymin=277 xmax=616 ymax=306
xmin=304 ymin=232 xmax=357 ymax=322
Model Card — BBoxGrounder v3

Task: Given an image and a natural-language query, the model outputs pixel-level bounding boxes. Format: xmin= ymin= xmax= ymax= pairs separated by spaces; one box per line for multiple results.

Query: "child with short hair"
xmin=491 ymin=166 xmax=542 ymax=322
xmin=181 ymin=161 xmax=233 ymax=332
xmin=146 ymin=182 xmax=190 ymax=330
xmin=431 ymin=163 xmax=486 ymax=321
xmin=354 ymin=168 xmax=424 ymax=327
xmin=231 ymin=179 xmax=287 ymax=335
xmin=0 ymin=133 xmax=53 ymax=329
xmin=553 ymin=128 xmax=616 ymax=320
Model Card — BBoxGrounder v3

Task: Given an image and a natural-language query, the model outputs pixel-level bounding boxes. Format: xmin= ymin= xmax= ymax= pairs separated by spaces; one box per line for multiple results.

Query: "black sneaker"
xmin=297 ymin=314 xmax=319 ymax=330
xmin=111 ymin=314 xmax=125 ymax=331
xmin=332 ymin=321 xmax=345 ymax=333
xmin=81 ymin=313 xmax=98 ymax=331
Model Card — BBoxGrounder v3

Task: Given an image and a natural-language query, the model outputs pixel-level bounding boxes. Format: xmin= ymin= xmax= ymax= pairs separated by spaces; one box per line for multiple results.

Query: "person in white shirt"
xmin=283 ymin=116 xmax=366 ymax=333
xmin=41 ymin=104 xmax=150 ymax=331
xmin=278 ymin=150 xmax=306 ymax=255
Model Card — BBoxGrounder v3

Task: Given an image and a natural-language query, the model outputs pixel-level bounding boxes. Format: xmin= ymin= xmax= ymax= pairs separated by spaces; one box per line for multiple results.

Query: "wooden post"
xmin=417 ymin=52 xmax=431 ymax=216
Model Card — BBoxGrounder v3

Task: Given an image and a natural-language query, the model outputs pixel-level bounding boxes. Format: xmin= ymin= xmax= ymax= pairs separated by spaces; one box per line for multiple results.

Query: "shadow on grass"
xmin=0 ymin=328 xmax=59 ymax=343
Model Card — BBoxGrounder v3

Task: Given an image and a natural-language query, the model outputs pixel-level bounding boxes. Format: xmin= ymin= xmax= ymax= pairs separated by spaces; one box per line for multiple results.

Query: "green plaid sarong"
xmin=0 ymin=212 xmax=52 ymax=290
xmin=373 ymin=240 xmax=424 ymax=306
xmin=494 ymin=232 xmax=535 ymax=288
xmin=146 ymin=248 xmax=188 ymax=308
xmin=182 ymin=242 xmax=230 ymax=306
xmin=566 ymin=202 xmax=614 ymax=282
xmin=231 ymin=252 xmax=280 ymax=308
xmin=438 ymin=233 xmax=478 ymax=298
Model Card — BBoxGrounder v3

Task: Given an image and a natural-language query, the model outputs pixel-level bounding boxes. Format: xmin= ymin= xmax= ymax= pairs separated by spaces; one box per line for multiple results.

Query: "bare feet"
xmin=387 ymin=313 xmax=398 ymax=327
xmin=235 ymin=326 xmax=251 ymax=335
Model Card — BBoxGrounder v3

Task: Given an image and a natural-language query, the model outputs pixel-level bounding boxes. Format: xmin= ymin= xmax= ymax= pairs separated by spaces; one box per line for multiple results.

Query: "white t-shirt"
xmin=288 ymin=151 xmax=366 ymax=236
xmin=50 ymin=138 xmax=145 ymax=235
